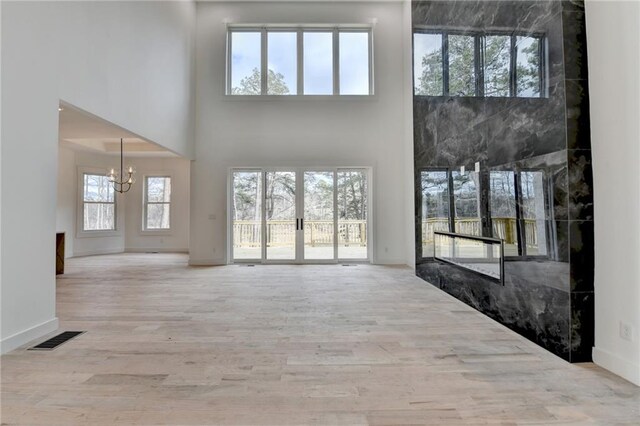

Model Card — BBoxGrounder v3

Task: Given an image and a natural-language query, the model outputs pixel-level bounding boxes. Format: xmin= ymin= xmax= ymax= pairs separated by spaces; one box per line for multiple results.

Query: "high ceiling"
xmin=58 ymin=104 xmax=179 ymax=158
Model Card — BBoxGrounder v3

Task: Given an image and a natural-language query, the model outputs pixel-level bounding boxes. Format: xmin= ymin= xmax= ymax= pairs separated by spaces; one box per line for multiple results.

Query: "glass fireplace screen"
xmin=434 ymin=231 xmax=504 ymax=283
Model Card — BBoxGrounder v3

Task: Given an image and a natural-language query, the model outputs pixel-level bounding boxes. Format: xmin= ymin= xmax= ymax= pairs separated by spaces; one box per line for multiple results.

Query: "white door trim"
xmin=228 ymin=167 xmax=372 ymax=264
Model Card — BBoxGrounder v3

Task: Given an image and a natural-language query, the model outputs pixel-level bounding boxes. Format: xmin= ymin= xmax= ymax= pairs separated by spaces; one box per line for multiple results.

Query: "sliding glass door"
xmin=231 ymin=171 xmax=262 ymax=261
xmin=231 ymin=168 xmax=369 ymax=263
xmin=303 ymin=171 xmax=336 ymax=260
xmin=265 ymin=171 xmax=297 ymax=261
xmin=337 ymin=170 xmax=368 ymax=260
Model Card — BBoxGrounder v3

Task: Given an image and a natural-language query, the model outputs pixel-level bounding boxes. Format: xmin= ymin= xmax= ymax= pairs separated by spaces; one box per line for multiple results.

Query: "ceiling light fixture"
xmin=107 ymin=138 xmax=136 ymax=193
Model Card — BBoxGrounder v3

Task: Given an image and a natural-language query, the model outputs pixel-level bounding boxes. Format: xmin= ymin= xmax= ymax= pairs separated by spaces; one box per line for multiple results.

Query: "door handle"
xmin=301 ymin=218 xmax=304 ymax=230
xmin=296 ymin=218 xmax=299 ymax=231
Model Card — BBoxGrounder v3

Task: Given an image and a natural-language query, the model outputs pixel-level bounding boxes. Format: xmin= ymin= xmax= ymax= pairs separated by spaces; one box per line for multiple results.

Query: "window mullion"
xmin=297 ymin=29 xmax=304 ymax=95
xmin=514 ymin=172 xmax=525 ymax=256
xmin=475 ymin=35 xmax=483 ymax=97
xmin=333 ymin=28 xmax=339 ymax=95
xmin=83 ymin=201 xmax=114 ymax=206
xmin=261 ymin=28 xmax=268 ymax=95
xmin=442 ymin=33 xmax=449 ymax=96
xmin=510 ymin=34 xmax=517 ymax=97
xmin=448 ymin=169 xmax=455 ymax=232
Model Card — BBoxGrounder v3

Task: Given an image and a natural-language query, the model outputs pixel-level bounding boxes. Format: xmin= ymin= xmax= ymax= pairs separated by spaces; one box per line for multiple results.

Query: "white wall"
xmin=1 ymin=1 xmax=195 ymax=353
xmin=57 ymin=148 xmax=125 ymax=257
xmin=191 ymin=1 xmax=410 ymax=265
xmin=56 ymin=146 xmax=190 ymax=257
xmin=124 ymin=157 xmax=191 ymax=253
xmin=586 ymin=0 xmax=640 ymax=385
xmin=57 ymin=147 xmax=78 ymax=258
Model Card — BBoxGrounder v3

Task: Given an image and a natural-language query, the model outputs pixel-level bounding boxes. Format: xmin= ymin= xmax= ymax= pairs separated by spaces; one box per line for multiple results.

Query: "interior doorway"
xmin=230 ymin=168 xmax=370 ymax=263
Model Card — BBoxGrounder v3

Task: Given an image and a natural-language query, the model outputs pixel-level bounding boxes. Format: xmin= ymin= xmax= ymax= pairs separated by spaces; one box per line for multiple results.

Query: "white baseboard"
xmin=374 ymin=259 xmax=411 ymax=266
xmin=125 ymin=248 xmax=189 ymax=254
xmin=593 ymin=347 xmax=640 ymax=386
xmin=188 ymin=258 xmax=227 ymax=266
xmin=0 ymin=318 xmax=59 ymax=354
xmin=72 ymin=248 xmax=124 ymax=257
xmin=188 ymin=258 xmax=411 ymax=266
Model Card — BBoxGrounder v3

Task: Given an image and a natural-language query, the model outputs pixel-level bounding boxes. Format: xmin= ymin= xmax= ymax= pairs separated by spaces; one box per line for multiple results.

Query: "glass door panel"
xmin=232 ymin=171 xmax=262 ymax=261
xmin=265 ymin=171 xmax=297 ymax=260
xmin=421 ymin=170 xmax=451 ymax=257
xmin=303 ymin=171 xmax=335 ymax=260
xmin=452 ymin=170 xmax=481 ymax=236
xmin=520 ymin=170 xmax=548 ymax=256
xmin=337 ymin=170 xmax=368 ymax=259
xmin=231 ymin=168 xmax=369 ymax=263
xmin=489 ymin=171 xmax=519 ymax=256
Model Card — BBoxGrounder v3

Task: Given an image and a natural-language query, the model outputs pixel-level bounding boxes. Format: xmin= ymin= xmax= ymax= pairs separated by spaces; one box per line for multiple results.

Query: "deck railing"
xmin=233 ymin=220 xmax=367 ymax=247
xmin=234 ymin=217 xmax=537 ymax=249
xmin=422 ymin=217 xmax=538 ymax=246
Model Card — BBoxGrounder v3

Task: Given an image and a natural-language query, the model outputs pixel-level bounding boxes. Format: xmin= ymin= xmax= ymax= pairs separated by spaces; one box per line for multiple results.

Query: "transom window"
xmin=228 ymin=26 xmax=373 ymax=96
xmin=413 ymin=30 xmax=545 ymax=98
xmin=82 ymin=173 xmax=116 ymax=231
xmin=144 ymin=176 xmax=171 ymax=230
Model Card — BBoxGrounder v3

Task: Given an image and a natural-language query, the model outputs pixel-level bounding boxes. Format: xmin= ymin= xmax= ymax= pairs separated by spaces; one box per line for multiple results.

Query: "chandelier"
xmin=107 ymin=138 xmax=135 ymax=193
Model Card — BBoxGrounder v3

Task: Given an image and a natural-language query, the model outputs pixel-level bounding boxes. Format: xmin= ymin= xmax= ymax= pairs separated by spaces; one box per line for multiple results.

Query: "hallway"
xmin=1 ymin=254 xmax=638 ymax=425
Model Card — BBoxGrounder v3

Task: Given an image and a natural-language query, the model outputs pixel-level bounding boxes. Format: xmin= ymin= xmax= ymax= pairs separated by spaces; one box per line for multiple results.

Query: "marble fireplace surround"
xmin=412 ymin=0 xmax=593 ymax=362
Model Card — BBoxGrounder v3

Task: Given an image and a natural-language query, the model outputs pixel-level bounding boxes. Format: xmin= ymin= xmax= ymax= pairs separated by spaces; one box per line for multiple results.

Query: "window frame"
xmin=226 ymin=25 xmax=374 ymax=97
xmin=419 ymin=168 xmax=453 ymax=257
xmin=76 ymin=167 xmax=120 ymax=238
xmin=413 ymin=27 xmax=546 ymax=98
xmin=143 ymin=175 xmax=173 ymax=233
xmin=226 ymin=28 xmax=264 ymax=96
xmin=507 ymin=168 xmax=551 ymax=258
xmin=419 ymin=167 xmax=550 ymax=260
xmin=450 ymin=168 xmax=483 ymax=235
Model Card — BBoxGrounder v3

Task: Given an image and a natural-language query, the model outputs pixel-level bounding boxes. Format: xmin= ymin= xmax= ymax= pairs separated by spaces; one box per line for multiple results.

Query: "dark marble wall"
xmin=412 ymin=0 xmax=593 ymax=362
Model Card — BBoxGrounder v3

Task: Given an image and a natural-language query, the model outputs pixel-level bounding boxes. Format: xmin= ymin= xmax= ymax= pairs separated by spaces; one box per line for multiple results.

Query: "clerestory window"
xmin=228 ymin=26 xmax=373 ymax=96
xmin=413 ymin=30 xmax=545 ymax=98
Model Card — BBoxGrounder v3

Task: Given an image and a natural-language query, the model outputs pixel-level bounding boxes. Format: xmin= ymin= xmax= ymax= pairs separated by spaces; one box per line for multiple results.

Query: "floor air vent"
xmin=28 ymin=331 xmax=85 ymax=351
xmin=342 ymin=264 xmax=357 ymax=267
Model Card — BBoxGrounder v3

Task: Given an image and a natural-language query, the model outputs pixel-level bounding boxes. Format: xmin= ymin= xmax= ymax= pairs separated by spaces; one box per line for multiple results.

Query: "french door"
xmin=231 ymin=168 xmax=369 ymax=263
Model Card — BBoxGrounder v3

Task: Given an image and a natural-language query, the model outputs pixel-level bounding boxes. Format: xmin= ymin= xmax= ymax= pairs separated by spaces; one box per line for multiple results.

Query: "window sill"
xmin=222 ymin=94 xmax=379 ymax=102
xmin=413 ymin=94 xmax=548 ymax=100
xmin=77 ymin=230 xmax=121 ymax=239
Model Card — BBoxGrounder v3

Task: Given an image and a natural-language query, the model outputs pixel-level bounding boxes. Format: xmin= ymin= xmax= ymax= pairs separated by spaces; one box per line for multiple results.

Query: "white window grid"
xmin=82 ymin=172 xmax=117 ymax=232
xmin=143 ymin=176 xmax=172 ymax=231
xmin=226 ymin=24 xmax=374 ymax=96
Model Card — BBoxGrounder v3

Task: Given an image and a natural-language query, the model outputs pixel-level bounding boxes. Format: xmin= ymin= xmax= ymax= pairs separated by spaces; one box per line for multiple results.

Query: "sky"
xmin=231 ymin=30 xmax=370 ymax=95
xmin=413 ymin=33 xmax=441 ymax=90
xmin=231 ymin=32 xmax=261 ymax=91
xmin=268 ymin=32 xmax=297 ymax=94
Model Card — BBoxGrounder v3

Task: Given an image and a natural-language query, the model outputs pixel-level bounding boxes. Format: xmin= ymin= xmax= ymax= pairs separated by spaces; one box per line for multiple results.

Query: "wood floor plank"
xmin=1 ymin=253 xmax=638 ymax=425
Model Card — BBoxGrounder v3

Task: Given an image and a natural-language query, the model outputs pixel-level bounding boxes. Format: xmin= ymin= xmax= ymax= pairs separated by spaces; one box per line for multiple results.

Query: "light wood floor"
xmin=1 ymin=254 xmax=638 ymax=425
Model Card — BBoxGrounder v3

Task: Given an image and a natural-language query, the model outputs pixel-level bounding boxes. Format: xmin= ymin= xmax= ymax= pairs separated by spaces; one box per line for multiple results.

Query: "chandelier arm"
xmin=107 ymin=137 xmax=135 ymax=194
